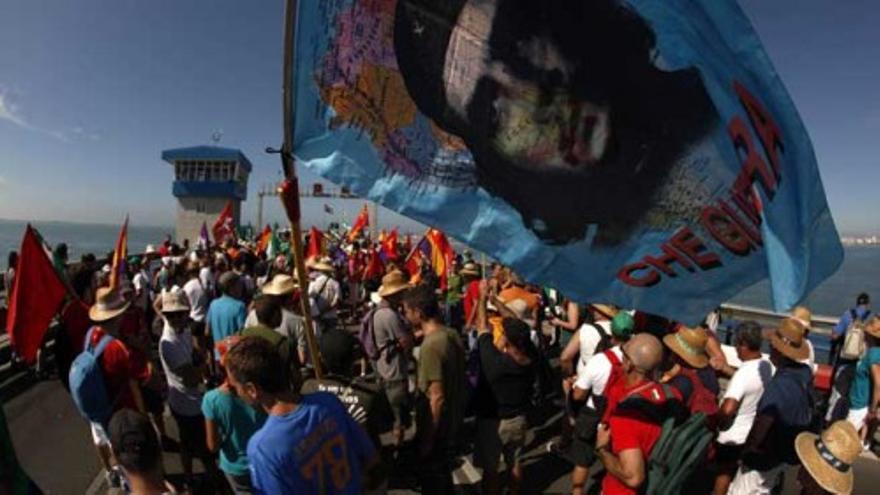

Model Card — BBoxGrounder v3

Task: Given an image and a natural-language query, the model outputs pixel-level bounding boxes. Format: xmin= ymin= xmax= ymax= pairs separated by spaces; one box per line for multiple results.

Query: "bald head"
xmin=624 ymin=333 xmax=663 ymax=374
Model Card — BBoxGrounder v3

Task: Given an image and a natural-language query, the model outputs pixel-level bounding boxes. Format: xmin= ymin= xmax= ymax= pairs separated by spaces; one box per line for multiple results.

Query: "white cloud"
xmin=0 ymin=89 xmax=73 ymax=142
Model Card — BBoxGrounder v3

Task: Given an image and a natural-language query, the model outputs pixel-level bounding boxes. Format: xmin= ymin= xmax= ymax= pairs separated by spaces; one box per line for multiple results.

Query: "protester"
xmin=129 ymin=256 xmax=151 ymax=315
xmin=566 ymin=312 xmax=634 ymax=495
xmin=80 ymin=286 xmax=155 ymax=488
xmin=182 ymin=261 xmax=210 ymax=362
xmin=245 ymin=274 xmax=307 ymax=366
xmin=793 ymin=306 xmax=818 ymax=371
xmin=108 ymin=409 xmax=178 ymax=495
xmin=549 ymin=297 xmax=581 ymax=349
xmin=224 ymin=337 xmax=384 ymax=494
xmin=460 ymin=262 xmax=483 ymax=331
xmin=368 ymin=270 xmax=414 ymax=448
xmin=473 ymin=311 xmax=537 ymax=495
xmin=845 ymin=314 xmax=880 ymax=449
xmin=308 ymin=257 xmax=341 ymax=331
xmin=560 ymin=304 xmax=617 ymax=379
xmin=827 ymin=293 xmax=872 ymax=424
xmin=203 ymin=336 xmax=268 ymax=494
xmin=206 ymin=271 xmax=247 ymax=360
xmin=795 ymin=420 xmax=862 ymax=495
xmin=402 ymin=284 xmax=467 ymax=495
xmin=831 ymin=293 xmax=871 ymax=365
xmin=595 ymin=333 xmax=681 ymax=495
xmin=4 ymin=250 xmax=17 ymax=294
xmin=156 ymin=288 xmax=218 ymax=488
xmin=712 ymin=321 xmax=775 ymax=495
xmin=240 ymin=295 xmax=298 ymax=380
xmin=729 ymin=318 xmax=814 ymax=494
xmin=662 ymin=325 xmax=720 ymax=417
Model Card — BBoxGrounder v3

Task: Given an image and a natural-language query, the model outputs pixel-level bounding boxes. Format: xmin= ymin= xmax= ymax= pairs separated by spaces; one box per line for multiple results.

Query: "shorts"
xmin=171 ymin=412 xmax=208 ymax=457
xmin=728 ymin=465 xmax=784 ymax=495
xmin=847 ymin=407 xmax=868 ymax=432
xmin=90 ymin=421 xmax=110 ymax=447
xmin=473 ymin=415 xmax=527 ymax=472
xmin=384 ymin=379 xmax=411 ymax=428
xmin=715 ymin=442 xmax=745 ymax=466
xmin=571 ymin=407 xmax=601 ymax=467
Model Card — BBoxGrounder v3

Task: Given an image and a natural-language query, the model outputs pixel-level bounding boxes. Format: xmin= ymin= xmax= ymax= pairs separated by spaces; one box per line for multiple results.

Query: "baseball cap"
xmin=108 ymin=409 xmax=161 ymax=474
xmin=611 ymin=312 xmax=635 ymax=339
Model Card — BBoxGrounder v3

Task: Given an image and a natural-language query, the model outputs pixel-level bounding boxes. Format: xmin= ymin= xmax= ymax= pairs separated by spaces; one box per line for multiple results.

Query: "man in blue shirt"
xmin=826 ymin=293 xmax=872 ymax=422
xmin=831 ymin=293 xmax=871 ymax=365
xmin=206 ymin=272 xmax=247 ymax=360
xmin=224 ymin=336 xmax=383 ymax=494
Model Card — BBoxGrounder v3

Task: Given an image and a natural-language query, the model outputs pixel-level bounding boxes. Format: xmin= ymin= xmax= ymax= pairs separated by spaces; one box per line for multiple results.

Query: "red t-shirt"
xmin=462 ymin=280 xmax=481 ymax=326
xmin=601 ymin=381 xmax=681 ymax=495
xmin=60 ymin=300 xmax=91 ymax=356
xmin=88 ymin=326 xmax=151 ymax=411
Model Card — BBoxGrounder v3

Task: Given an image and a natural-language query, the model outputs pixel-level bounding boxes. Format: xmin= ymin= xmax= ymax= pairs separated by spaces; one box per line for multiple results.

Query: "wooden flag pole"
xmin=276 ymin=0 xmax=323 ymax=379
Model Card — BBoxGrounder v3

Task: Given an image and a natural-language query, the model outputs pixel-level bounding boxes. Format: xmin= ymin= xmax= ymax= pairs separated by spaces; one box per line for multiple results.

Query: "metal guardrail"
xmin=718 ymin=303 xmax=837 ymax=336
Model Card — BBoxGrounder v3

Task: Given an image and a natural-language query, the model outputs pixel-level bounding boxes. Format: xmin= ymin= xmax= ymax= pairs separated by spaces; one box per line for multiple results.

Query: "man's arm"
xmin=869 ymin=364 xmax=880 ymax=423
xmin=204 ymin=417 xmax=221 ymax=454
xmin=560 ymin=331 xmax=581 ymax=376
xmin=420 ymin=380 xmax=446 ymax=456
xmin=596 ymin=423 xmax=646 ymax=489
xmin=716 ymin=398 xmax=741 ymax=432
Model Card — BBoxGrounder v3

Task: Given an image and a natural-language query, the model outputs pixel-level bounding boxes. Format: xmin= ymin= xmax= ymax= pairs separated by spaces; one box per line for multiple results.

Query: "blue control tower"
xmin=161 ymin=146 xmax=252 ymax=245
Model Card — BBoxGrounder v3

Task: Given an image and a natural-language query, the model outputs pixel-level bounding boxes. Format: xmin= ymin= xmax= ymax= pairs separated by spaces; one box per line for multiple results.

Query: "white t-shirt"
xmin=576 ymin=321 xmax=611 ymax=377
xmin=182 ymin=277 xmax=208 ymax=322
xmin=717 ymin=358 xmax=776 ymax=445
xmin=131 ymin=270 xmax=151 ymax=310
xmin=158 ymin=323 xmax=204 ymax=416
xmin=574 ymin=345 xmax=623 ymax=410
xmin=308 ymin=273 xmax=340 ymax=320
xmin=800 ymin=340 xmax=817 ymax=373
xmin=199 ymin=267 xmax=214 ymax=297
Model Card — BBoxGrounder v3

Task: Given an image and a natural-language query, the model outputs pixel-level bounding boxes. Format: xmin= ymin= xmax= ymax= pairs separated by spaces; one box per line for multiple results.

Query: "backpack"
xmin=69 ymin=327 xmax=115 ymax=427
xmin=646 ymin=407 xmax=714 ymax=495
xmin=595 ymin=349 xmax=625 ymax=421
xmin=678 ymin=367 xmax=720 ymax=417
xmin=841 ymin=309 xmax=871 ymax=361
xmin=358 ymin=308 xmax=382 ymax=361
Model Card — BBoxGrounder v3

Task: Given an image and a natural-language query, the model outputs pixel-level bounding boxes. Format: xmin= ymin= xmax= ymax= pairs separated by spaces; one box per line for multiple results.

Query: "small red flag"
xmin=5 ymin=225 xmax=68 ymax=363
xmin=212 ymin=201 xmax=236 ymax=245
xmin=256 ymin=225 xmax=273 ymax=254
xmin=381 ymin=228 xmax=399 ymax=261
xmin=347 ymin=204 xmax=370 ymax=242
xmin=109 ymin=215 xmax=128 ymax=289
xmin=306 ymin=227 xmax=325 ymax=260
xmin=363 ymin=247 xmax=385 ymax=280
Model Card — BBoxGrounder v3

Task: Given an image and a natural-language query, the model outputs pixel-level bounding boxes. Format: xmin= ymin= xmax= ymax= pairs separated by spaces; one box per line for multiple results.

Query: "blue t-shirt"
xmin=201 ymin=387 xmax=267 ymax=476
xmin=207 ymin=295 xmax=246 ymax=354
xmin=849 ymin=347 xmax=880 ymax=409
xmin=247 ymin=392 xmax=376 ymax=495
xmin=833 ymin=306 xmax=871 ymax=337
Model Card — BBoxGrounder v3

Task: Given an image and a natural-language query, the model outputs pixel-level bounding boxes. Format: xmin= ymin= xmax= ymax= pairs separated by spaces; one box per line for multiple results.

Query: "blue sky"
xmin=0 ymin=0 xmax=878 ymax=235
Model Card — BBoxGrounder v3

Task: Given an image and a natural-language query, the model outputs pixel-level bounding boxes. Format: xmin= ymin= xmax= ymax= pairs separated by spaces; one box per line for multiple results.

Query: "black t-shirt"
xmin=300 ymin=374 xmax=394 ymax=445
xmin=477 ymin=333 xmax=536 ymax=419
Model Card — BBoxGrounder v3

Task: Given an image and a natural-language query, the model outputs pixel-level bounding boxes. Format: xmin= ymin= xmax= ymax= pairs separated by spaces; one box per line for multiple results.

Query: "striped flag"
xmin=347 ymin=204 xmax=370 ymax=242
xmin=109 ymin=215 xmax=128 ymax=289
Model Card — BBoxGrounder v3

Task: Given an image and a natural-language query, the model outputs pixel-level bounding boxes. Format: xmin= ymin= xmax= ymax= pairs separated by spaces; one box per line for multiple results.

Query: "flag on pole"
xmin=5 ymin=225 xmax=69 ymax=363
xmin=266 ymin=229 xmax=281 ymax=260
xmin=212 ymin=201 xmax=236 ymax=245
xmin=291 ymin=0 xmax=844 ymax=323
xmin=426 ymin=229 xmax=455 ymax=289
xmin=198 ymin=221 xmax=211 ymax=250
xmin=380 ymin=228 xmax=399 ymax=262
xmin=109 ymin=215 xmax=128 ymax=289
xmin=347 ymin=204 xmax=370 ymax=242
xmin=306 ymin=227 xmax=326 ymax=260
xmin=363 ymin=247 xmax=385 ymax=280
xmin=256 ymin=225 xmax=273 ymax=254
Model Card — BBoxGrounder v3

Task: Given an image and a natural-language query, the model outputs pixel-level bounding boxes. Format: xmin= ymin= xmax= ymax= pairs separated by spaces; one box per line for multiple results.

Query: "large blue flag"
xmin=291 ymin=0 xmax=843 ymax=323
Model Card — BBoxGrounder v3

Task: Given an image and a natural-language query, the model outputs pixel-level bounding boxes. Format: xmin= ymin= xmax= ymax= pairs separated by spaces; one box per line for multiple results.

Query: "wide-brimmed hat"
xmin=663 ymin=326 xmax=710 ymax=369
xmin=309 ymin=257 xmax=335 ymax=273
xmin=378 ymin=270 xmax=412 ymax=298
xmin=590 ymin=304 xmax=619 ymax=320
xmin=144 ymin=244 xmax=157 ymax=255
xmin=263 ymin=274 xmax=297 ymax=296
xmin=90 ymin=286 xmax=132 ymax=322
xmin=159 ymin=289 xmax=190 ymax=314
xmin=795 ymin=420 xmax=861 ymax=494
xmin=460 ymin=263 xmax=480 ymax=277
xmin=766 ymin=318 xmax=810 ymax=362
xmin=792 ymin=306 xmax=813 ymax=331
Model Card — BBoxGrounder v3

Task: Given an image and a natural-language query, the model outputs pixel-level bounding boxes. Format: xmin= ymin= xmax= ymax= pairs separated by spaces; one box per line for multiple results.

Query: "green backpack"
xmin=645 ymin=397 xmax=714 ymax=495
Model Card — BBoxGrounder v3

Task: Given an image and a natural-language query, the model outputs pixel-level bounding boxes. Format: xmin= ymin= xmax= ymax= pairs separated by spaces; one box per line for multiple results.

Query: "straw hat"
xmin=663 ymin=326 xmax=710 ymax=369
xmin=89 ymin=287 xmax=132 ymax=322
xmin=310 ymin=257 xmax=335 ymax=273
xmin=766 ymin=318 xmax=810 ymax=362
xmin=590 ymin=304 xmax=619 ymax=320
xmin=792 ymin=306 xmax=813 ymax=331
xmin=159 ymin=289 xmax=190 ymax=314
xmin=378 ymin=270 xmax=412 ymax=298
xmin=460 ymin=263 xmax=480 ymax=277
xmin=795 ymin=420 xmax=862 ymax=494
xmin=262 ymin=274 xmax=297 ymax=296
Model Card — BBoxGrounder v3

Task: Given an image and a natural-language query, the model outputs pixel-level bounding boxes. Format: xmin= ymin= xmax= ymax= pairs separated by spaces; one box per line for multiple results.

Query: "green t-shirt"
xmin=201 ymin=388 xmax=267 ymax=475
xmin=417 ymin=327 xmax=467 ymax=439
xmin=849 ymin=346 xmax=880 ymax=409
xmin=446 ymin=274 xmax=463 ymax=305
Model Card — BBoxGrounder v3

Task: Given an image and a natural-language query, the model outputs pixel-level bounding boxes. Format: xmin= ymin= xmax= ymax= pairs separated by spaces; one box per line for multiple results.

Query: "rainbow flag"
xmin=110 ymin=215 xmax=128 ymax=289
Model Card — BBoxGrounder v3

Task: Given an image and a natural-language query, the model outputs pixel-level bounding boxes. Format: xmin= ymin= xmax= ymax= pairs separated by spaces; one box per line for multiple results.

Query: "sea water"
xmin=1 ymin=219 xmax=877 ymax=318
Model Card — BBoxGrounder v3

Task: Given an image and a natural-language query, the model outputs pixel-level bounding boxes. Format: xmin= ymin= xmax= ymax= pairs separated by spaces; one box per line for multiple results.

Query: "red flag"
xmin=5 ymin=225 xmax=68 ymax=363
xmin=426 ymin=229 xmax=455 ymax=289
xmin=256 ymin=225 xmax=273 ymax=253
xmin=347 ymin=204 xmax=370 ymax=242
xmin=212 ymin=201 xmax=236 ymax=244
xmin=306 ymin=227 xmax=325 ymax=260
xmin=381 ymin=228 xmax=399 ymax=261
xmin=110 ymin=215 xmax=128 ymax=289
xmin=363 ymin=247 xmax=385 ymax=280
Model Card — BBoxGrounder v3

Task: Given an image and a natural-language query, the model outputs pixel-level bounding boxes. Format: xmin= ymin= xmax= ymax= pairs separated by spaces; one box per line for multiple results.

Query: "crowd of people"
xmin=2 ymin=230 xmax=879 ymax=495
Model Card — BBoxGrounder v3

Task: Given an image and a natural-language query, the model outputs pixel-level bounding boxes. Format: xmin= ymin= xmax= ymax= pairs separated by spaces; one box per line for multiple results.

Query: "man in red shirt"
xmin=596 ymin=333 xmax=678 ymax=495
xmin=86 ymin=286 xmax=156 ymax=488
